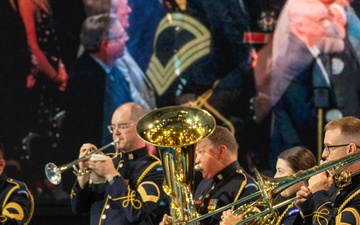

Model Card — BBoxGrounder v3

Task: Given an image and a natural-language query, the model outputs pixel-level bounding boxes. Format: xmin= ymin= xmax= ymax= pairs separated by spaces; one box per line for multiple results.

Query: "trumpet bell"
xmin=45 ymin=162 xmax=61 ymax=185
xmin=44 ymin=139 xmax=119 ymax=185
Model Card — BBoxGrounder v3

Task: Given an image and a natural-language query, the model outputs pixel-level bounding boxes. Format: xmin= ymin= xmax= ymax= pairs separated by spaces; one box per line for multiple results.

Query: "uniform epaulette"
xmin=232 ymin=169 xmax=248 ymax=211
xmin=235 ymin=169 xmax=258 ymax=190
xmin=149 ymin=154 xmax=161 ymax=163
xmin=135 ymin=160 xmax=161 ymax=188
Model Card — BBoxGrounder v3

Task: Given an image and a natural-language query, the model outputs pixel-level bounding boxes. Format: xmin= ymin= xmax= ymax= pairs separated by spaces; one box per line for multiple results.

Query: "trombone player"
xmin=70 ymin=102 xmax=165 ymax=225
xmin=220 ymin=146 xmax=317 ymax=225
xmin=295 ymin=116 xmax=360 ymax=224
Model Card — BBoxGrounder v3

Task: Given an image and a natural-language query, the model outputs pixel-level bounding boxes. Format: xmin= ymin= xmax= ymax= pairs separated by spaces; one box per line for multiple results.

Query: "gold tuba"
xmin=136 ymin=106 xmax=216 ymax=225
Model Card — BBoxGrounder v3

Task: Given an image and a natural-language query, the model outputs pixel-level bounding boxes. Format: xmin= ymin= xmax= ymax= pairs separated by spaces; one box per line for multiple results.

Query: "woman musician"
xmin=220 ymin=146 xmax=317 ymax=225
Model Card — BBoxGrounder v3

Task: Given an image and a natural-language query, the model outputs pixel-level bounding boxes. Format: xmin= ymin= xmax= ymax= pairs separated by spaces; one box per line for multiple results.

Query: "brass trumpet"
xmin=186 ymin=150 xmax=360 ymax=225
xmin=44 ymin=138 xmax=119 ymax=185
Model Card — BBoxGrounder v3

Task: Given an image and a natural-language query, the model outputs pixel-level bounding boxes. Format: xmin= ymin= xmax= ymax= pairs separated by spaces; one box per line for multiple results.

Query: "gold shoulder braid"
xmin=275 ymin=202 xmax=294 ymax=225
xmin=24 ymin=186 xmax=34 ymax=225
xmin=337 ymin=189 xmax=360 ymax=213
xmin=232 ymin=170 xmax=248 ymax=211
xmin=135 ymin=161 xmax=161 ymax=188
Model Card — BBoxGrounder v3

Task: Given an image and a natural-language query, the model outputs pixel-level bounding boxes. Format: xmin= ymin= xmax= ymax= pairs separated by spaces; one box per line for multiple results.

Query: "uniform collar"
xmin=118 ymin=147 xmax=148 ymax=161
xmin=213 ymin=160 xmax=242 ymax=182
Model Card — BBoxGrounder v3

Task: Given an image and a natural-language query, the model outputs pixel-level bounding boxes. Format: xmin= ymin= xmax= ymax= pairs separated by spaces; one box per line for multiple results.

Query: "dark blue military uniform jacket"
xmin=298 ymin=173 xmax=360 ymax=224
xmin=70 ymin=147 xmax=165 ymax=225
xmin=194 ymin=161 xmax=258 ymax=225
xmin=273 ymin=195 xmax=299 ymax=225
xmin=0 ymin=173 xmax=34 ymax=225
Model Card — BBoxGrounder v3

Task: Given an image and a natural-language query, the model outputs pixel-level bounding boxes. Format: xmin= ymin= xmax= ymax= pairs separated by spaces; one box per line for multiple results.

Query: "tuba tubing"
xmin=44 ymin=138 xmax=120 ymax=185
xmin=185 ymin=150 xmax=360 ymax=225
xmin=136 ymin=106 xmax=216 ymax=224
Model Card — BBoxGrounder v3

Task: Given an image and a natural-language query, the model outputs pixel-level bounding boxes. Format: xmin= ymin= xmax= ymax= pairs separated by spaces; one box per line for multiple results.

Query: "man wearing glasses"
xmin=82 ymin=0 xmax=157 ymax=114
xmin=61 ymin=13 xmax=135 ymax=192
xmin=71 ymin=102 xmax=165 ymax=225
xmin=63 ymin=13 xmax=132 ymax=155
xmin=296 ymin=116 xmax=360 ymax=224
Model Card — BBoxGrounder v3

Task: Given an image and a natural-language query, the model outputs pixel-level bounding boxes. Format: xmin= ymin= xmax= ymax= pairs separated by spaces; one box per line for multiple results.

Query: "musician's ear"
xmin=348 ymin=143 xmax=358 ymax=154
xmin=218 ymin=145 xmax=226 ymax=157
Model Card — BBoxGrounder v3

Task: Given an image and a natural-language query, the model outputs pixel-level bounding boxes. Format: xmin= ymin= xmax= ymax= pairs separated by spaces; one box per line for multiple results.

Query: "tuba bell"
xmin=136 ymin=106 xmax=216 ymax=224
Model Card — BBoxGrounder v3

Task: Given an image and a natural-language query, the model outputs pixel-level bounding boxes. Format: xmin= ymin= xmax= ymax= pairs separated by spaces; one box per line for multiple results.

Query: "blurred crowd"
xmin=1 ymin=0 xmax=360 ymax=205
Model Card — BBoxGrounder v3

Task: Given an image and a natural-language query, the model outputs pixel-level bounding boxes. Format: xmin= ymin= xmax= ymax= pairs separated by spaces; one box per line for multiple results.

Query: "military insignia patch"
xmin=146 ymin=13 xmax=211 ymax=95
xmin=257 ymin=11 xmax=276 ymax=32
xmin=207 ymin=198 xmax=218 ymax=212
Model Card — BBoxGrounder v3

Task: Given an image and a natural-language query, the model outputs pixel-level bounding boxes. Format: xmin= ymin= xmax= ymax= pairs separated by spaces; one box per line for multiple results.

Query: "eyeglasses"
xmin=102 ymin=32 xmax=128 ymax=41
xmin=107 ymin=123 xmax=136 ymax=133
xmin=324 ymin=143 xmax=360 ymax=154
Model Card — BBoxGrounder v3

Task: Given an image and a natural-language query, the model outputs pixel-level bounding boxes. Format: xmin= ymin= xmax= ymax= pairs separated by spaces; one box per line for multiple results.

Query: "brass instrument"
xmin=186 ymin=150 xmax=360 ymax=225
xmin=136 ymin=106 xmax=216 ymax=225
xmin=44 ymin=138 xmax=120 ymax=185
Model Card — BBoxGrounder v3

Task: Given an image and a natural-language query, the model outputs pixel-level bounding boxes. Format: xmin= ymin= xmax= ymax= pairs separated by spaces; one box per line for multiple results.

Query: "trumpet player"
xmin=296 ymin=116 xmax=360 ymax=224
xmin=70 ymin=102 xmax=165 ymax=225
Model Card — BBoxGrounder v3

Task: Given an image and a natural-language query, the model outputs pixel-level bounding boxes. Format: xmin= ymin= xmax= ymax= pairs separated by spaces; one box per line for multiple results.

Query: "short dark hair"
xmin=207 ymin=126 xmax=238 ymax=154
xmin=278 ymin=146 xmax=316 ymax=173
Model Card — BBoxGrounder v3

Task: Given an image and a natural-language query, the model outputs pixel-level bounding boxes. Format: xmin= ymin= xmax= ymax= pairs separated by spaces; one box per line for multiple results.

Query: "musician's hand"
xmin=79 ymin=143 xmax=97 ymax=170
xmin=220 ymin=210 xmax=243 ymax=225
xmin=308 ymin=171 xmax=333 ymax=193
xmin=88 ymin=157 xmax=118 ymax=181
xmin=295 ymin=185 xmax=311 ymax=206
